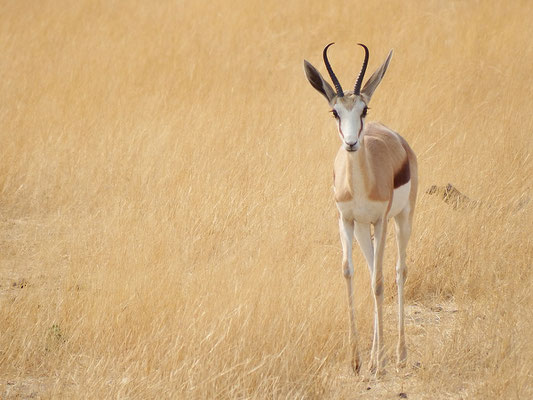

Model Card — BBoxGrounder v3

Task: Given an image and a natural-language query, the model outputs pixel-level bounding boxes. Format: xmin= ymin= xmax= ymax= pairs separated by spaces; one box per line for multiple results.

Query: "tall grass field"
xmin=1 ymin=0 xmax=532 ymax=398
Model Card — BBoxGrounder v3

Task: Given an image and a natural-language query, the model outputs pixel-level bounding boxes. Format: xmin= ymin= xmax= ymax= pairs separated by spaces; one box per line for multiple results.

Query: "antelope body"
xmin=304 ymin=43 xmax=418 ymax=376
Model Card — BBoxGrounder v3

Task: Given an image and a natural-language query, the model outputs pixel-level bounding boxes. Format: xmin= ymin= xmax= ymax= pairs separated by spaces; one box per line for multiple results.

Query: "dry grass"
xmin=1 ymin=0 xmax=532 ymax=398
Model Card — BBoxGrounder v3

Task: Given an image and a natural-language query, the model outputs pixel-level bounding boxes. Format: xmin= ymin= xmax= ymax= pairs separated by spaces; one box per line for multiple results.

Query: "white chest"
xmin=336 ymin=181 xmax=411 ymax=223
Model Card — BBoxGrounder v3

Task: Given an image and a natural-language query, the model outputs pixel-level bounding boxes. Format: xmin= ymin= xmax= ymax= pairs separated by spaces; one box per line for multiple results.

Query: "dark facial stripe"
xmin=394 ymin=158 xmax=411 ymax=188
xmin=357 ymin=103 xmax=367 ymax=138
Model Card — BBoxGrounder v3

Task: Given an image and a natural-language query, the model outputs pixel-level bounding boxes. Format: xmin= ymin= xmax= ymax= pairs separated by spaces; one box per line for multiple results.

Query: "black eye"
xmin=362 ymin=106 xmax=368 ymax=118
xmin=331 ymin=109 xmax=339 ymax=119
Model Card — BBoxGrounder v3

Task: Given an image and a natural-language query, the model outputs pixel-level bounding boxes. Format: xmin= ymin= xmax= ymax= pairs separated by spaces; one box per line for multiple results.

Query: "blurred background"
xmin=1 ymin=0 xmax=532 ymax=398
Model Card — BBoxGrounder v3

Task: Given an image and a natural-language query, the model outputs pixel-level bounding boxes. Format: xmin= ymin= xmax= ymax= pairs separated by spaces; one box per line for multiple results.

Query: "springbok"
xmin=304 ymin=43 xmax=418 ymax=376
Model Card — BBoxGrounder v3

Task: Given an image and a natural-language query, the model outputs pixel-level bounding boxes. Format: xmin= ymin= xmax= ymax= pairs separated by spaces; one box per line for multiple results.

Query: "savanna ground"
xmin=1 ymin=0 xmax=532 ymax=398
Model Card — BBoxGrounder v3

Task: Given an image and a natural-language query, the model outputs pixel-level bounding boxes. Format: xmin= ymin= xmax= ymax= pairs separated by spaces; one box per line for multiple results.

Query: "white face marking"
xmin=333 ymin=98 xmax=368 ymax=152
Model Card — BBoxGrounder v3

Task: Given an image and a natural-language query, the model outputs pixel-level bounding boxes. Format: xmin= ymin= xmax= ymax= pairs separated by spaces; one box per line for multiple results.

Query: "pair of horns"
xmin=323 ymin=42 xmax=369 ymax=97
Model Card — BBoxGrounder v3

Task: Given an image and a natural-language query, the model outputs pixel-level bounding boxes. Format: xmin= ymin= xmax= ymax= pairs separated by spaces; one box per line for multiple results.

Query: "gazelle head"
xmin=304 ymin=43 xmax=393 ymax=152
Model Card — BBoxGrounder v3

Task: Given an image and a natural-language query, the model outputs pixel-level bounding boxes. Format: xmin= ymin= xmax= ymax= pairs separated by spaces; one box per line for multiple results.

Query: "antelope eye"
xmin=362 ymin=106 xmax=368 ymax=117
xmin=331 ymin=110 xmax=339 ymax=119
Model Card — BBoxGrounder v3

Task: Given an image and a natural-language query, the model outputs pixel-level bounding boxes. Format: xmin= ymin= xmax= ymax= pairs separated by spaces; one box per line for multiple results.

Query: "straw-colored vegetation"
xmin=1 ymin=0 xmax=532 ymax=398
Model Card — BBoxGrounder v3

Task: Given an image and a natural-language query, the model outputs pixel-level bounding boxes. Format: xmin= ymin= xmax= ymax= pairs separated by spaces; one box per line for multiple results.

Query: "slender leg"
xmin=370 ymin=216 xmax=387 ymax=375
xmin=394 ymin=209 xmax=411 ymax=368
xmin=353 ymin=222 xmax=374 ymax=273
xmin=353 ymin=222 xmax=377 ymax=367
xmin=339 ymin=217 xmax=360 ymax=374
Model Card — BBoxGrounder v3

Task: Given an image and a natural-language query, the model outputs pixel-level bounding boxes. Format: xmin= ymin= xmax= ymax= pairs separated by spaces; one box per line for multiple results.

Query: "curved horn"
xmin=353 ymin=43 xmax=369 ymax=95
xmin=323 ymin=42 xmax=344 ymax=97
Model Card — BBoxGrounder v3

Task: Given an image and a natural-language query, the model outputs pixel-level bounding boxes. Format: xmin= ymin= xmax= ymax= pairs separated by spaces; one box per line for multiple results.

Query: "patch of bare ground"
xmin=0 ymin=379 xmax=49 ymax=400
xmin=0 ymin=218 xmax=64 ymax=399
xmin=330 ymin=302 xmax=465 ymax=400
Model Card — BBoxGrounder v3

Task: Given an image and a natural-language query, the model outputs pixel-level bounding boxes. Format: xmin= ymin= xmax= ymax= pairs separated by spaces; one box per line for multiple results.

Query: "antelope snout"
xmin=345 ymin=141 xmax=359 ymax=152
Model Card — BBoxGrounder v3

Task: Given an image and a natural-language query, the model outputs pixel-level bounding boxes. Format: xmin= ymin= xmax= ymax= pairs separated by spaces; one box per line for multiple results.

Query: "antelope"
xmin=303 ymin=43 xmax=418 ymax=376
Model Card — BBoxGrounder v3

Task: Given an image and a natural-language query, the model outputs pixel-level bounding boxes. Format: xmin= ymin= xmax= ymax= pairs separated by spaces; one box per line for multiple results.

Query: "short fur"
xmin=304 ymin=44 xmax=418 ymax=377
xmin=338 ymin=122 xmax=416 ymax=202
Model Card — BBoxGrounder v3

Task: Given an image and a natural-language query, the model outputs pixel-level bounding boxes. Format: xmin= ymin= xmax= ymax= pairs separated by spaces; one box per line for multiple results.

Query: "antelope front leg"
xmin=339 ymin=217 xmax=360 ymax=374
xmin=352 ymin=222 xmax=378 ymax=370
xmin=370 ymin=217 xmax=387 ymax=376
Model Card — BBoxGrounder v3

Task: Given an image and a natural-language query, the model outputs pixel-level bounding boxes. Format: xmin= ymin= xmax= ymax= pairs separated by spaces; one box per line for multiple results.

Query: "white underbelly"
xmin=336 ymin=181 xmax=411 ymax=223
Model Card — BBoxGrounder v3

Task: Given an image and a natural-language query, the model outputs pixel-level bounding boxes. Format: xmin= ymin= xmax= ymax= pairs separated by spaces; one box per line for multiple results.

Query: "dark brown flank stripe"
xmin=394 ymin=157 xmax=411 ymax=188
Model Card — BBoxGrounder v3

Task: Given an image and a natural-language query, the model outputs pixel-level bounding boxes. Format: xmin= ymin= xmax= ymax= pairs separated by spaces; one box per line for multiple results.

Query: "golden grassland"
xmin=1 ymin=0 xmax=532 ymax=398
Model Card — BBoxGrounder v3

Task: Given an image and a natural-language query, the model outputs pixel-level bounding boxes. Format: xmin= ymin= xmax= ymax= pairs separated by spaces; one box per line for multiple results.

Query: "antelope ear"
xmin=304 ymin=60 xmax=336 ymax=103
xmin=361 ymin=50 xmax=393 ymax=101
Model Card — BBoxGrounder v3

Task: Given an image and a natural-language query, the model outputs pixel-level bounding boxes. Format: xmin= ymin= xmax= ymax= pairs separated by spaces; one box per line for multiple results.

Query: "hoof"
xmin=368 ymin=348 xmax=382 ymax=373
xmin=369 ymin=355 xmax=386 ymax=377
xmin=396 ymin=358 xmax=407 ymax=371
xmin=351 ymin=355 xmax=361 ymax=375
xmin=373 ymin=366 xmax=386 ymax=379
xmin=397 ymin=347 xmax=407 ymax=370
xmin=368 ymin=360 xmax=376 ymax=374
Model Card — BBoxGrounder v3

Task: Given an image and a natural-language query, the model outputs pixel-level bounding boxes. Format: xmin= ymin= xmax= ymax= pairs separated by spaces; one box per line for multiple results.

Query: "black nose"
xmin=345 ymin=141 xmax=358 ymax=152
